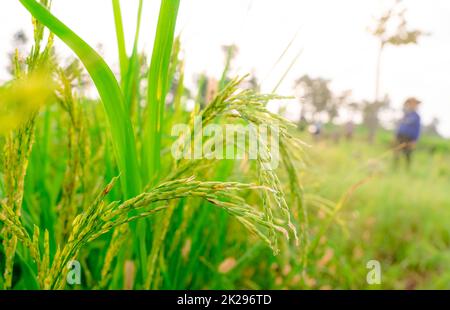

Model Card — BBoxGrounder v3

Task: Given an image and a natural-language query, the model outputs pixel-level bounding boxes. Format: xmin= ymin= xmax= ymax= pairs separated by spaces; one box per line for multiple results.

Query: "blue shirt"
xmin=397 ymin=111 xmax=421 ymax=141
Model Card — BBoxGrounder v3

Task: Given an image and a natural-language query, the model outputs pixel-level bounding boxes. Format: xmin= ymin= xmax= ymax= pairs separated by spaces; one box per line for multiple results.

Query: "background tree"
xmin=294 ymin=75 xmax=332 ymax=123
xmin=371 ymin=0 xmax=425 ymax=101
xmin=369 ymin=0 xmax=426 ymax=142
xmin=424 ymin=117 xmax=441 ymax=137
xmin=362 ymin=95 xmax=391 ymax=142
xmin=329 ymin=90 xmax=352 ymax=123
xmin=346 ymin=101 xmax=360 ymax=122
xmin=7 ymin=30 xmax=28 ymax=76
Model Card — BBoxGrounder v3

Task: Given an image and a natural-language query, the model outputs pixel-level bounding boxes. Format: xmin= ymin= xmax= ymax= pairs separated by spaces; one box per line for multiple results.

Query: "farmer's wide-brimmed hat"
xmin=405 ymin=97 xmax=422 ymax=105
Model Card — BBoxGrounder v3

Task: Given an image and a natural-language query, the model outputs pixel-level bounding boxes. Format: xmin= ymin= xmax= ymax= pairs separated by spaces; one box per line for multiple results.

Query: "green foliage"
xmin=370 ymin=0 xmax=427 ymax=47
xmin=297 ymin=138 xmax=450 ymax=289
xmin=19 ymin=0 xmax=141 ymax=199
xmin=2 ymin=0 xmax=444 ymax=291
xmin=1 ymin=0 xmax=308 ymax=290
xmin=142 ymin=0 xmax=180 ymax=184
xmin=294 ymin=75 xmax=333 ymax=120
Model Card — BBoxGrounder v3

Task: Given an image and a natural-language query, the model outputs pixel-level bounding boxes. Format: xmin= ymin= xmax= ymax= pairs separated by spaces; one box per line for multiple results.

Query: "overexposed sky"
xmin=1 ymin=0 xmax=450 ymax=136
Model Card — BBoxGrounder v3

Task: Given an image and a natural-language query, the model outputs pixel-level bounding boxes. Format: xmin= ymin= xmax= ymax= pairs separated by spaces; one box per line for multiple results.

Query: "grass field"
xmin=186 ymin=133 xmax=450 ymax=290
xmin=297 ymin=134 xmax=450 ymax=289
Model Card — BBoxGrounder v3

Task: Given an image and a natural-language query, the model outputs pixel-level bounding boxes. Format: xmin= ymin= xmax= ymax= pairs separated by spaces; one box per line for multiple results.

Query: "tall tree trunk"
xmin=369 ymin=42 xmax=384 ymax=143
xmin=375 ymin=42 xmax=384 ymax=102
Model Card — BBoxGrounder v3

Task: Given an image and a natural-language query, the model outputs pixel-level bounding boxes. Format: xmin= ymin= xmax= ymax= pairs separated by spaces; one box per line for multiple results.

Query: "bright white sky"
xmin=1 ymin=0 xmax=450 ymax=137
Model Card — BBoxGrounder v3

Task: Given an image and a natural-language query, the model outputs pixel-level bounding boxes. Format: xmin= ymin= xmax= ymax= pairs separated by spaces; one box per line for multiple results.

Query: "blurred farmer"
xmin=394 ymin=97 xmax=422 ymax=168
xmin=344 ymin=120 xmax=355 ymax=141
xmin=308 ymin=120 xmax=322 ymax=141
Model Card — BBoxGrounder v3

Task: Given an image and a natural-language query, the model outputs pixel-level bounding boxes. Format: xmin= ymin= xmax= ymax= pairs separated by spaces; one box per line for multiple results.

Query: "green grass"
xmin=294 ymin=135 xmax=450 ymax=289
xmin=19 ymin=0 xmax=142 ymax=199
xmin=1 ymin=0 xmax=305 ymax=290
xmin=142 ymin=0 xmax=180 ymax=185
xmin=1 ymin=0 xmax=449 ymax=290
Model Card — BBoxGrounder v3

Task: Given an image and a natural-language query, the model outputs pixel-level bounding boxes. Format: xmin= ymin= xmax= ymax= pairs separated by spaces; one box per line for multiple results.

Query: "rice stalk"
xmin=169 ymin=77 xmax=304 ymax=253
xmin=6 ymin=0 xmax=310 ymax=290
xmin=1 ymin=1 xmax=54 ymax=287
xmin=112 ymin=0 xmax=127 ymax=82
xmin=19 ymin=0 xmax=142 ymax=199
xmin=123 ymin=0 xmax=144 ymax=116
xmin=54 ymin=68 xmax=87 ymax=242
xmin=142 ymin=0 xmax=180 ymax=184
xmin=0 ymin=174 xmax=282 ymax=289
xmin=97 ymin=224 xmax=129 ymax=289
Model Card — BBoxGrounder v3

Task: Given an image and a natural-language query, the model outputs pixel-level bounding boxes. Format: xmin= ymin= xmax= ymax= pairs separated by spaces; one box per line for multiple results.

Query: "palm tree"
xmin=371 ymin=0 xmax=425 ymax=101
xmin=369 ymin=0 xmax=426 ymax=142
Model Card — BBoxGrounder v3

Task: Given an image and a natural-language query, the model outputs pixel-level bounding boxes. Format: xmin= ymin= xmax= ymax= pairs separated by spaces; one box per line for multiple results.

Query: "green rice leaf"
xmin=142 ymin=0 xmax=180 ymax=184
xmin=112 ymin=0 xmax=128 ymax=82
xmin=19 ymin=0 xmax=142 ymax=198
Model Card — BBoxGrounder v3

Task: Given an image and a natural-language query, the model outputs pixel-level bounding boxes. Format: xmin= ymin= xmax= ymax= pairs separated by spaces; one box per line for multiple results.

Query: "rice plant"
xmin=0 ymin=0 xmax=311 ymax=289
